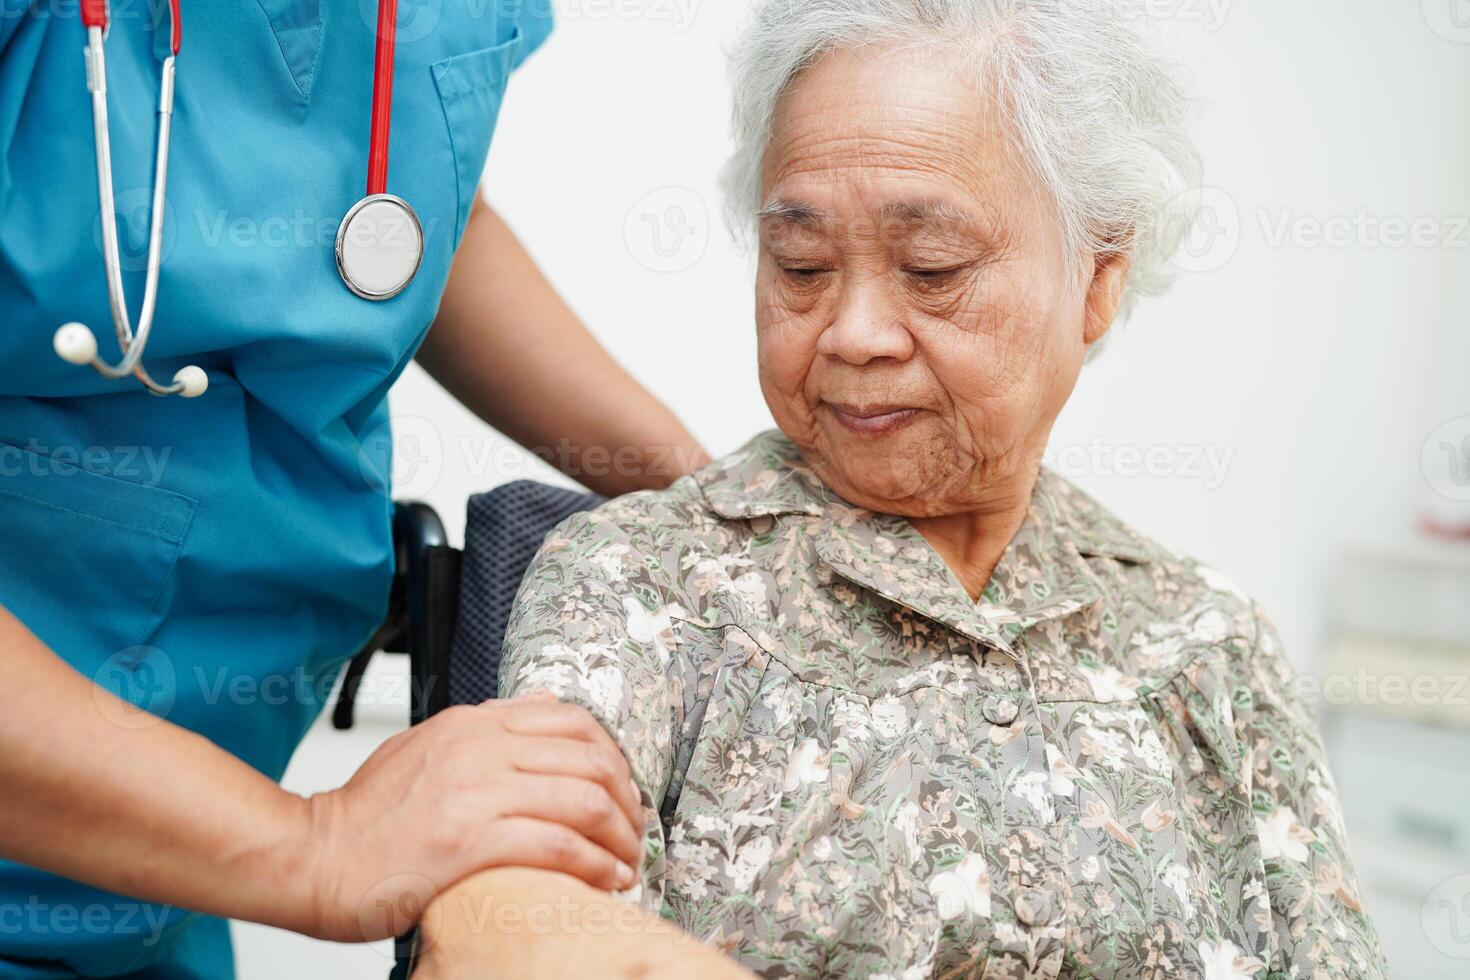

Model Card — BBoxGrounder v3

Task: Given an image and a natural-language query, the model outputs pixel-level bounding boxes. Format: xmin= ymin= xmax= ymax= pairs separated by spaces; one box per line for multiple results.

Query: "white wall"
xmin=248 ymin=2 xmax=1470 ymax=974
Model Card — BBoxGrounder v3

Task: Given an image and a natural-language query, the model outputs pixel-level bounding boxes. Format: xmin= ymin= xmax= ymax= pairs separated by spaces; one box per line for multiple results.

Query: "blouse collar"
xmin=693 ymin=430 xmax=1155 ymax=657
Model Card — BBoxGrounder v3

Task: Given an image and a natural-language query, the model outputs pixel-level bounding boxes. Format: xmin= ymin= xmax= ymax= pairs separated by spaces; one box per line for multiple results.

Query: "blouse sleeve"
xmin=497 ymin=509 xmax=685 ymax=912
xmin=1238 ymin=606 xmax=1389 ymax=978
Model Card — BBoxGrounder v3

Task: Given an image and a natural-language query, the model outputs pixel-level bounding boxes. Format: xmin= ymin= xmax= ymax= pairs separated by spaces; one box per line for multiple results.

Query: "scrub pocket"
xmin=432 ymin=27 xmax=522 ymax=247
xmin=0 ymin=442 xmax=196 ymax=709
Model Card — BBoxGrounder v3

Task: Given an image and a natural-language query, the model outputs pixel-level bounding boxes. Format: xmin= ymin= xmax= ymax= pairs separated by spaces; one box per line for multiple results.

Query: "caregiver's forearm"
xmin=413 ymin=867 xmax=756 ymax=980
xmin=0 ymin=604 xmax=314 ymax=934
xmin=418 ymin=199 xmax=710 ymax=497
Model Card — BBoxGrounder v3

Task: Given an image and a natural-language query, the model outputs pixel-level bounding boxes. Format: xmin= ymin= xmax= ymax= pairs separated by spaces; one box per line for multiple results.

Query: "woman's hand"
xmin=410 ymin=867 xmax=757 ymax=980
xmin=294 ymin=692 xmax=645 ymax=943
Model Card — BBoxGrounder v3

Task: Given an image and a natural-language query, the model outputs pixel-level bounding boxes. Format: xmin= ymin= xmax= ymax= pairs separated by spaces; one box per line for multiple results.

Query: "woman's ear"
xmin=1083 ymin=250 xmax=1132 ymax=346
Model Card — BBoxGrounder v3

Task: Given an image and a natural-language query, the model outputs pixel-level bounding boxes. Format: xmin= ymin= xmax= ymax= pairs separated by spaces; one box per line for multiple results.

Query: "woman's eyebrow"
xmin=756 ymin=198 xmax=991 ymax=247
xmin=757 ymin=200 xmax=827 ymax=227
xmin=880 ymin=199 xmax=978 ymax=230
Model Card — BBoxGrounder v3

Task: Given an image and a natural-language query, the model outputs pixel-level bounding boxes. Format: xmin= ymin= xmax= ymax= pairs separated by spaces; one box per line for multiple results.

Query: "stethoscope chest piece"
xmin=335 ymin=194 xmax=423 ymax=301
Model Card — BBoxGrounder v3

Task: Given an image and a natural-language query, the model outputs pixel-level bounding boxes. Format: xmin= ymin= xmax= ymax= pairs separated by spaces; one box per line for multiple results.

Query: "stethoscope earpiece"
xmin=54 ymin=322 xmax=99 ymax=366
xmin=54 ymin=322 xmax=207 ymax=397
xmin=172 ymin=365 xmax=209 ymax=398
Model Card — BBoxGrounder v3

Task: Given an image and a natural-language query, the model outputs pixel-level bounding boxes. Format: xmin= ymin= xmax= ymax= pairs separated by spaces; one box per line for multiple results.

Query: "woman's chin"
xmin=809 ymin=437 xmax=957 ymax=515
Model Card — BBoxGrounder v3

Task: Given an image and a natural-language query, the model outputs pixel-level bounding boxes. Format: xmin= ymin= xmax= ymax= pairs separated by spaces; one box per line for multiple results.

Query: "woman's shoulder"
xmin=519 ymin=434 xmax=792 ymax=622
xmin=1037 ymin=469 xmax=1277 ymax=682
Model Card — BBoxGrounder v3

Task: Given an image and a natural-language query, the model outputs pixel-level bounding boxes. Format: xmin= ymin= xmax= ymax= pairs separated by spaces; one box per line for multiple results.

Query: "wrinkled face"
xmin=756 ymin=44 xmax=1125 ymax=517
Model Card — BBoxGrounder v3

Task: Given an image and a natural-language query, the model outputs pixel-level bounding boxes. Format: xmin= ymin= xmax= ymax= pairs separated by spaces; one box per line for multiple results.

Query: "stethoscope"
xmin=52 ymin=0 xmax=425 ymax=399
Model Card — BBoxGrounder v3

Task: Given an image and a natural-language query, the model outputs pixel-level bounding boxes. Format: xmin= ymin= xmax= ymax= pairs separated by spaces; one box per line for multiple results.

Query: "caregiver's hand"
xmin=296 ymin=692 xmax=645 ymax=942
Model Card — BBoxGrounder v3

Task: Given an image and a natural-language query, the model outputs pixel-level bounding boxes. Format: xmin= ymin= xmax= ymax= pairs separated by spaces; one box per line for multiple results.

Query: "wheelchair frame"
xmin=333 ymin=501 xmax=460 ymax=730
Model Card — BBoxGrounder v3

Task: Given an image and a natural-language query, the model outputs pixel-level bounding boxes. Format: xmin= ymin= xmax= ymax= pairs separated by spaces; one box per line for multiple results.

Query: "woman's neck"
xmin=909 ymin=470 xmax=1038 ymax=601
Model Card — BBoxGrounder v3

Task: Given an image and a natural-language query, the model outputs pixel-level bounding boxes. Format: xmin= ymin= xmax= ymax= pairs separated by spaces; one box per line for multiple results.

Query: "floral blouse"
xmin=499 ymin=431 xmax=1387 ymax=979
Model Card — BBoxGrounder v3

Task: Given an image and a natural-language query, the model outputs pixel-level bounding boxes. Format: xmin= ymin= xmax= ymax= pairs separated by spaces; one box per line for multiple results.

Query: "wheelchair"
xmin=331 ymin=482 xmax=604 ymax=975
xmin=331 ymin=502 xmax=459 ymax=731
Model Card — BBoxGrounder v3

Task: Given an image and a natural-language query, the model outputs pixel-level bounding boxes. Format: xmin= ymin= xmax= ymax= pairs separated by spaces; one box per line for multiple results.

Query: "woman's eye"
xmin=781 ymin=266 xmax=831 ymax=281
xmin=905 ymin=266 xmax=965 ymax=284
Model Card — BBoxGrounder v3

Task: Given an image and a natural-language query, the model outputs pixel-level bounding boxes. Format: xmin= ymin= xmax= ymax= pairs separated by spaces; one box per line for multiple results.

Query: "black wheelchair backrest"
xmin=449 ymin=481 xmax=605 ymax=705
xmin=333 ymin=482 xmax=603 ymax=730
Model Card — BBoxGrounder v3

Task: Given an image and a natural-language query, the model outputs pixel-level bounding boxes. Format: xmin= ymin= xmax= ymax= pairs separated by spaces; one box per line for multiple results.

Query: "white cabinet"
xmin=1325 ymin=543 xmax=1470 ymax=979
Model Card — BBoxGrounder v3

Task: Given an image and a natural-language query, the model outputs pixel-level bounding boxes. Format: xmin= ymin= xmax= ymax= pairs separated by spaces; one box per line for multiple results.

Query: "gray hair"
xmin=719 ymin=0 xmax=1203 ymax=315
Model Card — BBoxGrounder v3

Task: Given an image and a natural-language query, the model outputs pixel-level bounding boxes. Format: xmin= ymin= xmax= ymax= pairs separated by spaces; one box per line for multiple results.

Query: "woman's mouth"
xmin=826 ymin=402 xmax=922 ymax=435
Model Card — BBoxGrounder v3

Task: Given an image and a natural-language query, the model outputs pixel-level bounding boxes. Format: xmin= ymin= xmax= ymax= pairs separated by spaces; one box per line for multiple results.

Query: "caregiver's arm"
xmin=414 ymin=868 xmax=755 ymax=980
xmin=418 ymin=199 xmax=710 ymax=497
xmin=0 ymin=604 xmax=641 ymax=943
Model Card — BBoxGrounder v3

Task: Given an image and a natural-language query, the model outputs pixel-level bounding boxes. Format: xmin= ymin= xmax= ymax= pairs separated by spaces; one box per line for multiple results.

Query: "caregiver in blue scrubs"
xmin=0 ymin=1 xmax=705 ymax=976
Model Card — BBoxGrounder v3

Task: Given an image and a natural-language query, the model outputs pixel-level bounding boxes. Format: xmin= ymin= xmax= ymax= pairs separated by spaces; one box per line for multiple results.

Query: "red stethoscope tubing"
xmin=366 ymin=0 xmax=398 ymax=197
xmin=80 ymin=0 xmax=182 ymax=55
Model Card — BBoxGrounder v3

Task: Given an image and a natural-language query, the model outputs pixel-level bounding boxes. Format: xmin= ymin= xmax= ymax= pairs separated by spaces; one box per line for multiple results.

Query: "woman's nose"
xmin=816 ymin=280 xmax=916 ymax=365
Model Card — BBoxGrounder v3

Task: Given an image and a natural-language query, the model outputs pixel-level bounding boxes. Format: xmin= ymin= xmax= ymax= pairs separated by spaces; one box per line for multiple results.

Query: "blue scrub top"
xmin=0 ymin=1 xmax=550 ymax=974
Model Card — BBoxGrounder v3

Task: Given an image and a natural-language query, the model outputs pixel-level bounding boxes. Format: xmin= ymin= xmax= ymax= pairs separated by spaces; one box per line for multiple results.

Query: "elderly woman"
xmin=428 ymin=2 xmax=1388 ymax=978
